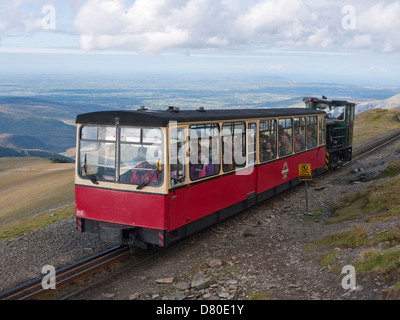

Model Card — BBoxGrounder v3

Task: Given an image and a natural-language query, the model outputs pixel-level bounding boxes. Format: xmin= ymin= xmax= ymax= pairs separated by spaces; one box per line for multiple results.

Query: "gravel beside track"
xmin=0 ymin=216 xmax=113 ymax=293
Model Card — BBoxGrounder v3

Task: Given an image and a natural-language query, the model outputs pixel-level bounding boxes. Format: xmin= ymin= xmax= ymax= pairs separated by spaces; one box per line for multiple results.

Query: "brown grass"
xmin=353 ymin=106 xmax=400 ymax=147
xmin=0 ymin=157 xmax=75 ymax=226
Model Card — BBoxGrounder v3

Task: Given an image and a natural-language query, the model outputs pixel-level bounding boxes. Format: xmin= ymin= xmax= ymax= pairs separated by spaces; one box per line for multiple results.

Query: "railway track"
xmin=2 ymin=128 xmax=400 ymax=301
xmin=0 ymin=245 xmax=131 ymax=300
xmin=352 ymin=128 xmax=400 ymax=159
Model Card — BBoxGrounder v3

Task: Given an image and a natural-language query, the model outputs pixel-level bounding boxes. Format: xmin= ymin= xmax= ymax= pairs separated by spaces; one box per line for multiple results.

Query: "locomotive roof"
xmin=76 ymin=107 xmax=325 ymax=127
xmin=303 ymin=97 xmax=356 ymax=107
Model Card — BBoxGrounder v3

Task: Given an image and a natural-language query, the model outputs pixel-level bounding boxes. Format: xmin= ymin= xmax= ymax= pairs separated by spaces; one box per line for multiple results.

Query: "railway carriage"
xmin=75 ymin=106 xmax=328 ymax=250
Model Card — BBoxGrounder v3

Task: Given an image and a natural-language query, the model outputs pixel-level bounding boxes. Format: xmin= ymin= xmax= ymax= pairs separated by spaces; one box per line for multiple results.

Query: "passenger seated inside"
xmin=190 ymin=147 xmax=214 ymax=179
xmin=294 ymin=132 xmax=305 ymax=152
xmin=306 ymin=128 xmax=317 ymax=148
xmin=279 ymin=134 xmax=292 ymax=156
xmin=260 ymin=137 xmax=275 ymax=161
xmin=129 ymin=147 xmax=158 ymax=185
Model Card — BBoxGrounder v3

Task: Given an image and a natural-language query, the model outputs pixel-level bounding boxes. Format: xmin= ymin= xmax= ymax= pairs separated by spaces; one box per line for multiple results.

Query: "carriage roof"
xmin=76 ymin=107 xmax=325 ymax=127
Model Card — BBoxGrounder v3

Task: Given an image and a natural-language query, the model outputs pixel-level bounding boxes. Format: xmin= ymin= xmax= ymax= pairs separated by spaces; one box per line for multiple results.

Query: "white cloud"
xmin=0 ymin=1 xmax=43 ymax=36
xmin=75 ymin=0 xmax=213 ymax=51
xmin=343 ymin=34 xmax=372 ymax=50
xmin=74 ymin=0 xmax=336 ymax=52
xmin=2 ymin=0 xmax=400 ymax=54
xmin=358 ymin=2 xmax=400 ymax=34
xmin=234 ymin=0 xmax=306 ymax=38
xmin=356 ymin=2 xmax=400 ymax=52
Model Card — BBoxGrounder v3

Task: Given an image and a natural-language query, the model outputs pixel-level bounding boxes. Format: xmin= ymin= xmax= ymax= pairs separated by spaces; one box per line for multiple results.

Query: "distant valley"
xmin=0 ymin=73 xmax=399 ymax=158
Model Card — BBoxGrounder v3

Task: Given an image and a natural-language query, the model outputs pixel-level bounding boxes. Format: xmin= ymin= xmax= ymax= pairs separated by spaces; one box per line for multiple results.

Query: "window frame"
xmin=119 ymin=126 xmax=164 ymax=187
xmin=248 ymin=122 xmax=257 ymax=165
xmin=259 ymin=119 xmax=277 ymax=163
xmin=318 ymin=116 xmax=326 ymax=146
xmin=306 ymin=116 xmax=318 ymax=149
xmin=222 ymin=121 xmax=246 ymax=172
xmin=278 ymin=118 xmax=293 ymax=157
xmin=79 ymin=125 xmax=117 ymax=183
xmin=169 ymin=127 xmax=187 ymax=187
xmin=188 ymin=123 xmax=220 ymax=181
xmin=294 ymin=117 xmax=306 ymax=153
xmin=78 ymin=125 xmax=165 ymax=188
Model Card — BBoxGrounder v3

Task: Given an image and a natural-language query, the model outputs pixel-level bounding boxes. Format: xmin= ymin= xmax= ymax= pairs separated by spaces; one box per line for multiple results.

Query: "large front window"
xmin=79 ymin=126 xmax=164 ymax=188
xmin=326 ymin=106 xmax=345 ymax=121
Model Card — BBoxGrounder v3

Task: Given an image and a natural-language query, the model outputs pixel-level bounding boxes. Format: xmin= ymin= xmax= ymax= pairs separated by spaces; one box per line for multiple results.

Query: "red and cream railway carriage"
xmin=75 ymin=107 xmax=326 ymax=249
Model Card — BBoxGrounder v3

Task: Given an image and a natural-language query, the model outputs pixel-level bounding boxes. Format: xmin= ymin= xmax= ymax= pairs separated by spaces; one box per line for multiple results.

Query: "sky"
xmin=1 ymin=0 xmax=400 ymax=85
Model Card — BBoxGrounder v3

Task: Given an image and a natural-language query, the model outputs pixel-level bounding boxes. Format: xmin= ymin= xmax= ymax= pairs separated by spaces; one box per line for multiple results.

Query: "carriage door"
xmin=247 ymin=123 xmax=257 ymax=207
xmin=168 ymin=127 xmax=188 ymax=232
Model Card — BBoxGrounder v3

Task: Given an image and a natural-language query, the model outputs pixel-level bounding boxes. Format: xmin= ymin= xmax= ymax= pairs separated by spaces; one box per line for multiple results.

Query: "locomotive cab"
xmin=304 ymin=97 xmax=355 ymax=169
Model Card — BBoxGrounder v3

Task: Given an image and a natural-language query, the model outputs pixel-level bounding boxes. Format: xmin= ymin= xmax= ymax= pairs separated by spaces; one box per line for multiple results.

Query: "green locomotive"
xmin=304 ymin=97 xmax=356 ymax=169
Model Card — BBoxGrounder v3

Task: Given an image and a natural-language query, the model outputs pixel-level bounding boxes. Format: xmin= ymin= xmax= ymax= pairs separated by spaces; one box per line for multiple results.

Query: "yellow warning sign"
xmin=298 ymin=163 xmax=312 ymax=181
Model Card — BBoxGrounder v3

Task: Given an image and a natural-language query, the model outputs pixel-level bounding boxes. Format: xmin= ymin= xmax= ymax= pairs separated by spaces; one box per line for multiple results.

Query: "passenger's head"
xmin=280 ymin=135 xmax=290 ymax=145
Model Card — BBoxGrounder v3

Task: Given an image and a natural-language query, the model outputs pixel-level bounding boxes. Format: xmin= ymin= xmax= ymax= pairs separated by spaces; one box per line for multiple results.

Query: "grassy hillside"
xmin=353 ymin=106 xmax=400 ymax=147
xmin=0 ymin=157 xmax=75 ymax=228
xmin=308 ymin=156 xmax=400 ymax=298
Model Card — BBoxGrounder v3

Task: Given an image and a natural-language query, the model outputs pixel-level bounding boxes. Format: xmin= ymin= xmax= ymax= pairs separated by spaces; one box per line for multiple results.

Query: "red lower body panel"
xmin=75 ymin=186 xmax=168 ymax=230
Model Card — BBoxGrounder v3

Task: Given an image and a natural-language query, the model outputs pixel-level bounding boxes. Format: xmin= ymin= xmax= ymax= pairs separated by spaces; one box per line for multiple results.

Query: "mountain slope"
xmin=0 ymin=146 xmax=74 ymax=162
xmin=356 ymin=93 xmax=400 ymax=113
xmin=0 ymin=133 xmax=49 ymax=150
xmin=0 ymin=112 xmax=76 ymax=153
xmin=353 ymin=106 xmax=400 ymax=146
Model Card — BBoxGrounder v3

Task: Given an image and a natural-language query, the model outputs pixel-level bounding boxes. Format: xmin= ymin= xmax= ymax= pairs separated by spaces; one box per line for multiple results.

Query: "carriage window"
xmin=81 ymin=126 xmax=98 ymax=140
xmin=294 ymin=117 xmax=306 ymax=153
xmin=79 ymin=126 xmax=117 ymax=182
xmin=170 ymin=128 xmax=186 ymax=186
xmin=278 ymin=118 xmax=293 ymax=157
xmin=81 ymin=126 xmax=116 ymax=141
xmin=80 ymin=140 xmax=116 ymax=182
xmin=119 ymin=128 xmax=164 ymax=187
xmin=259 ymin=119 xmax=276 ymax=162
xmin=120 ymin=127 xmax=140 ymax=143
xmin=189 ymin=124 xmax=220 ymax=180
xmin=248 ymin=123 xmax=257 ymax=164
xmin=307 ymin=117 xmax=318 ymax=149
xmin=222 ymin=122 xmax=246 ymax=172
xmin=319 ymin=116 xmax=326 ymax=146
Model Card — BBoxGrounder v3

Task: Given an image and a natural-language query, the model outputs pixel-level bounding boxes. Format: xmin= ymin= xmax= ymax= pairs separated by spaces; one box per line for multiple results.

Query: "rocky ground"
xmin=1 ymin=139 xmax=400 ymax=301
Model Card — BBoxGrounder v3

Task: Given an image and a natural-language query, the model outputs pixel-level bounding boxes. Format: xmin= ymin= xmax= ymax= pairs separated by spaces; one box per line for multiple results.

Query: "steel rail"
xmin=0 ymin=245 xmax=131 ymax=300
xmin=352 ymin=129 xmax=400 ymax=159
